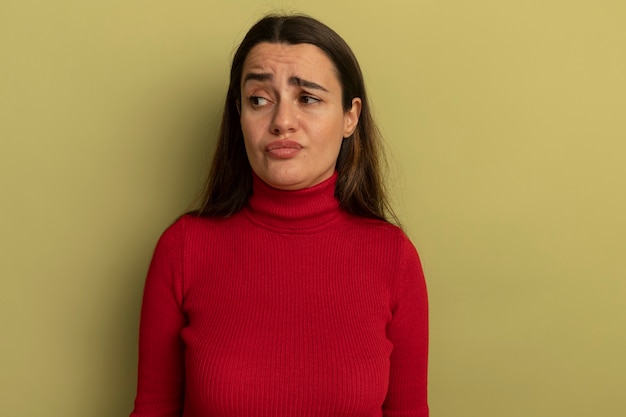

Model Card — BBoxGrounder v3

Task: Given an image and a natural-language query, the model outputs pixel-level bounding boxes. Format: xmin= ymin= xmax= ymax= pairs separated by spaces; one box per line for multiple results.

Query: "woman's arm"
xmin=130 ymin=221 xmax=187 ymax=417
xmin=383 ymin=237 xmax=429 ymax=417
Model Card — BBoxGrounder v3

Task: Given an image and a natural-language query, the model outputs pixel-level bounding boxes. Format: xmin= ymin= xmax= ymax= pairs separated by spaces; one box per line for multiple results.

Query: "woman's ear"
xmin=343 ymin=97 xmax=362 ymax=138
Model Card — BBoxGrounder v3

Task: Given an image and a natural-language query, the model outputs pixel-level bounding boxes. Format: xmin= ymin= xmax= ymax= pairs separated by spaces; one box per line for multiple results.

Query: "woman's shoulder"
xmin=155 ymin=213 xmax=238 ymax=245
xmin=341 ymin=214 xmax=416 ymax=250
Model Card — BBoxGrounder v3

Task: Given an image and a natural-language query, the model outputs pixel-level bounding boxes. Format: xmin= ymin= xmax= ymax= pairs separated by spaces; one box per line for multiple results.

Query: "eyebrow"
xmin=243 ymin=73 xmax=329 ymax=92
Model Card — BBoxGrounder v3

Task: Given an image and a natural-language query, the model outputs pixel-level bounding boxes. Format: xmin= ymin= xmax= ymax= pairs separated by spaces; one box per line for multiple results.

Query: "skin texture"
xmin=239 ymin=42 xmax=361 ymax=190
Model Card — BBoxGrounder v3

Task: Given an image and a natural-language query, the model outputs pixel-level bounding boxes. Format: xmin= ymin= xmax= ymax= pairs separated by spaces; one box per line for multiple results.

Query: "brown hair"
xmin=191 ymin=13 xmax=398 ymax=224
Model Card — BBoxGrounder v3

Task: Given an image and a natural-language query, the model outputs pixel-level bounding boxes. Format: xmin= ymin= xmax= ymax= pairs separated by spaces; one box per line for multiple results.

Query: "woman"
xmin=130 ymin=13 xmax=428 ymax=417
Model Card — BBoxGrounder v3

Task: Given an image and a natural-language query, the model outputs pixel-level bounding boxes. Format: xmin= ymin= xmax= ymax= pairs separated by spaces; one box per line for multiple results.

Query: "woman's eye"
xmin=249 ymin=96 xmax=269 ymax=106
xmin=300 ymin=95 xmax=320 ymax=104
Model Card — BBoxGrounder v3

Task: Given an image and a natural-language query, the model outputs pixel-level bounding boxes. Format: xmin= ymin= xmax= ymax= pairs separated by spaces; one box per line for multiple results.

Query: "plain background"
xmin=1 ymin=1 xmax=625 ymax=416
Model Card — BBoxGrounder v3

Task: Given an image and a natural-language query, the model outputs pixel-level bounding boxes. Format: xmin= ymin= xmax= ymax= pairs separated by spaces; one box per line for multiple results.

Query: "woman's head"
xmin=194 ymin=14 xmax=395 ymax=223
xmin=239 ymin=41 xmax=361 ymax=190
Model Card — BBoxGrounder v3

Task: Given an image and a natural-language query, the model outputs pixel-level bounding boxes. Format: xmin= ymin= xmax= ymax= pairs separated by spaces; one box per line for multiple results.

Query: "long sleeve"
xmin=383 ymin=236 xmax=429 ymax=417
xmin=129 ymin=174 xmax=429 ymax=416
xmin=130 ymin=221 xmax=187 ymax=417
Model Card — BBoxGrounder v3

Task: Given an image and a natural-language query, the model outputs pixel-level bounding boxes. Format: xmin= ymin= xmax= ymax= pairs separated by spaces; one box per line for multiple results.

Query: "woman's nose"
xmin=269 ymin=100 xmax=298 ymax=135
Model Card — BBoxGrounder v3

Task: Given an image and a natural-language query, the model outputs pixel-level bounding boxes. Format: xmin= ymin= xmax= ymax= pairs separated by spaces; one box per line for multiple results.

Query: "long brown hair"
xmin=191 ymin=14 xmax=398 ymax=224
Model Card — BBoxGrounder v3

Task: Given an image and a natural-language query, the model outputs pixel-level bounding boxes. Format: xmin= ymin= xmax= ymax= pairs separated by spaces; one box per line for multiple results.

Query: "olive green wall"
xmin=1 ymin=1 xmax=625 ymax=416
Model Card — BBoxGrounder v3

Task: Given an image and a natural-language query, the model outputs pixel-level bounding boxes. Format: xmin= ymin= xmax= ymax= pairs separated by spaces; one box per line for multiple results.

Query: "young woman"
xmin=130 ymin=14 xmax=429 ymax=417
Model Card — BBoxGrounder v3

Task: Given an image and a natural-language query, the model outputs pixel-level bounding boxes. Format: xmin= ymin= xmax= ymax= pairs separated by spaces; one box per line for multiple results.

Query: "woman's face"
xmin=239 ymin=42 xmax=361 ymax=190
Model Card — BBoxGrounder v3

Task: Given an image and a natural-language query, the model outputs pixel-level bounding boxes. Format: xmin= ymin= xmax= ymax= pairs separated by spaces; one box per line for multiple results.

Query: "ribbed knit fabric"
xmin=130 ymin=173 xmax=429 ymax=417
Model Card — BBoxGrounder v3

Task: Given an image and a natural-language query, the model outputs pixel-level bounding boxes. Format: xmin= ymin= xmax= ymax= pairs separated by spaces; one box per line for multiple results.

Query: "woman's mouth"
xmin=266 ymin=140 xmax=303 ymax=159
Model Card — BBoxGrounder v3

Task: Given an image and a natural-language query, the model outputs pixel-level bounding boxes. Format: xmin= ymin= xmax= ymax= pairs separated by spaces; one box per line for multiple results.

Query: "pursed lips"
xmin=265 ymin=140 xmax=303 ymax=158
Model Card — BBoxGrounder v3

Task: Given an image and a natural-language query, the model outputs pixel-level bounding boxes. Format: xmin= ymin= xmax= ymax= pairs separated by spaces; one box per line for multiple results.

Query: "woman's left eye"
xmin=300 ymin=95 xmax=320 ymax=104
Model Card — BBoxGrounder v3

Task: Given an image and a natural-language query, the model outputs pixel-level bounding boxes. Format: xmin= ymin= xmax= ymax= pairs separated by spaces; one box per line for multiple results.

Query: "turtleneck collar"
xmin=244 ymin=172 xmax=342 ymax=232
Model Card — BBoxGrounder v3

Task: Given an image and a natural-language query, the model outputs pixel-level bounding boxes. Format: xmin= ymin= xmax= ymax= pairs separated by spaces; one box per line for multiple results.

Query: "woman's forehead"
xmin=242 ymin=43 xmax=339 ymax=87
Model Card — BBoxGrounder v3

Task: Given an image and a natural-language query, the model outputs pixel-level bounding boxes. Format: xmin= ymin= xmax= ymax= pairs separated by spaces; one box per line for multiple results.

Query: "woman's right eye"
xmin=249 ymin=96 xmax=269 ymax=107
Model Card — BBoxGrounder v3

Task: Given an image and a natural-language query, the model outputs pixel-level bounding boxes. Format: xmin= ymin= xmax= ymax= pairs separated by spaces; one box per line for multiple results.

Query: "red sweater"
xmin=130 ymin=173 xmax=429 ymax=417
